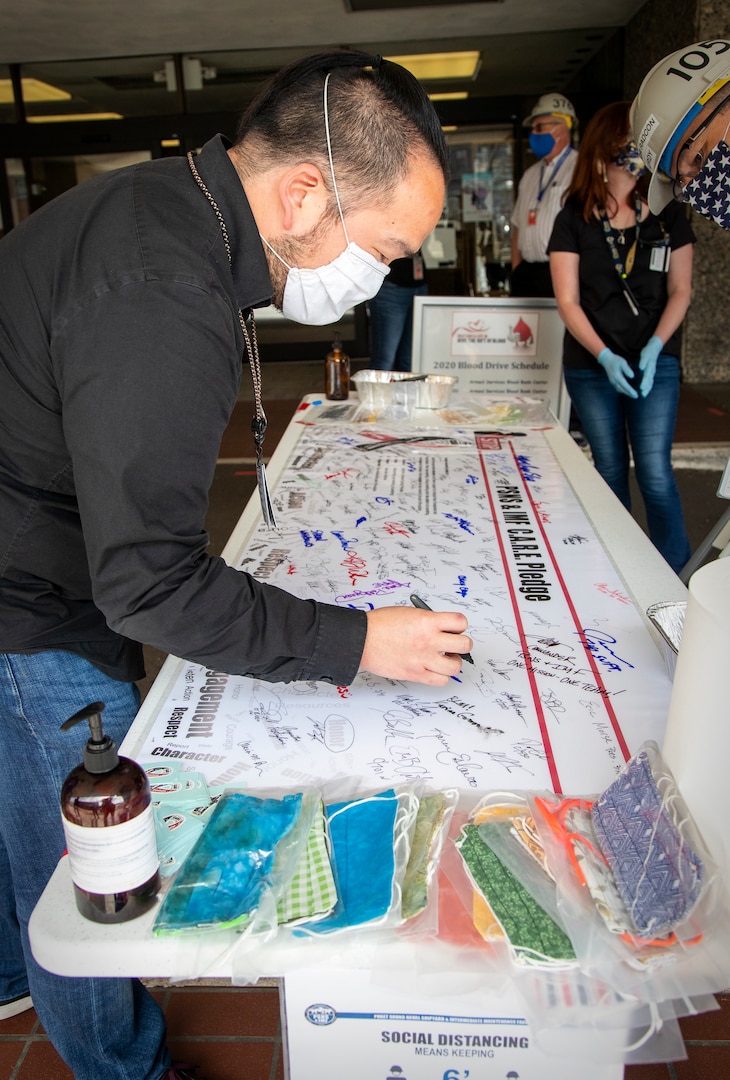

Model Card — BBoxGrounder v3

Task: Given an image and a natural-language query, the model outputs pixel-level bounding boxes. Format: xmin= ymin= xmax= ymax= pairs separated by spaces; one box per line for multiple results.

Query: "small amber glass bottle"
xmin=325 ymin=339 xmax=350 ymax=400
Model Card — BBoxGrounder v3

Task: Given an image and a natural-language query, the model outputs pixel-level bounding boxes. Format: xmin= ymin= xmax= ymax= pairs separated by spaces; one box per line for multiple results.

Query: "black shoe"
xmin=161 ymin=1065 xmax=206 ymax=1080
xmin=0 ymin=993 xmax=33 ymax=1021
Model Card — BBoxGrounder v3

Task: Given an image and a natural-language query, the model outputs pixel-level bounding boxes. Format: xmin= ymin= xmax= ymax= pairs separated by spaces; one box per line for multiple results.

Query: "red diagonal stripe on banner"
xmin=478 ymin=445 xmax=561 ymax=793
xmin=509 ymin=440 xmax=631 ymax=764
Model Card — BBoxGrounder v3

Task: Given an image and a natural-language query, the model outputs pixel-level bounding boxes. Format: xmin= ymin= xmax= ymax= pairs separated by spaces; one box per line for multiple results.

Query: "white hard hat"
xmin=631 ymin=40 xmax=730 ymax=214
xmin=523 ymin=92 xmax=577 ymax=127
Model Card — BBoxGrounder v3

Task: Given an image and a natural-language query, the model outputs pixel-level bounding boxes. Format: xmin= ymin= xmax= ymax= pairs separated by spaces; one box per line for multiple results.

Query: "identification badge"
xmin=650 ymin=245 xmax=670 ymax=272
xmin=256 ymin=459 xmax=277 ymax=529
xmin=412 ymin=254 xmax=425 ymax=281
xmin=252 ymin=413 xmax=277 ymax=528
xmin=527 ymin=208 xmax=538 ymax=226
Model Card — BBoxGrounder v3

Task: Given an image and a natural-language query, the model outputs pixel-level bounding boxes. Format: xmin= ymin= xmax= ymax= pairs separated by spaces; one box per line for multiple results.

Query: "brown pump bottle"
xmin=60 ymin=701 xmax=160 ymax=923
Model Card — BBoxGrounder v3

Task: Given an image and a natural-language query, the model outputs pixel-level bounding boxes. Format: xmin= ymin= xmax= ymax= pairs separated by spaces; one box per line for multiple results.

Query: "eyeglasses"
xmin=531 ymin=119 xmax=561 ymax=134
xmin=673 ymin=94 xmax=730 ymax=202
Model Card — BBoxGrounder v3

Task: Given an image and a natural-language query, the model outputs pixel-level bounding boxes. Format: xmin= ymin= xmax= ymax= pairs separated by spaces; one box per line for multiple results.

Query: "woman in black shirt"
xmin=549 ymin=100 xmax=694 ymax=574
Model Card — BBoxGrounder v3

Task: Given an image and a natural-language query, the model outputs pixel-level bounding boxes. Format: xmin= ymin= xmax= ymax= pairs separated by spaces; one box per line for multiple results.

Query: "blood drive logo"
xmin=506 ymin=317 xmax=534 ymax=347
xmin=450 ymin=311 xmax=537 ymax=356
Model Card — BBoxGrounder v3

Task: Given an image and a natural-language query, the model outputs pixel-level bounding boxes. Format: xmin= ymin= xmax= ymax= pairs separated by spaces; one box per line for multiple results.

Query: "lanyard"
xmin=598 ymin=194 xmax=643 ymax=317
xmin=187 ymin=151 xmax=277 ymax=528
xmin=537 ymin=146 xmax=572 ymax=203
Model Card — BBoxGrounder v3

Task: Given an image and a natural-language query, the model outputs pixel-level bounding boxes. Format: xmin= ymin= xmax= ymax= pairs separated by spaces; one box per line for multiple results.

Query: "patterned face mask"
xmin=153 ymin=791 xmax=304 ymax=933
xmin=683 ymin=140 xmax=730 ymax=228
xmin=455 ymin=823 xmax=576 ymax=967
xmin=613 ymin=140 xmax=646 ymax=178
xmin=591 ymin=748 xmax=704 ymax=939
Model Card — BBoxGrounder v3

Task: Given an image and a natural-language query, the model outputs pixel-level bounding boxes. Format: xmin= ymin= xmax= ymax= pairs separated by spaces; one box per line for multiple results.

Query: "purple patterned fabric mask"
xmin=592 ymin=749 xmax=703 ymax=938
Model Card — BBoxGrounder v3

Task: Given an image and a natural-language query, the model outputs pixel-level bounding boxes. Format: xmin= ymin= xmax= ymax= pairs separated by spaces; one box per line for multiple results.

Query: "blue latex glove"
xmin=597 ymin=347 xmax=638 ymax=399
xmin=638 ymin=335 xmax=662 ymax=398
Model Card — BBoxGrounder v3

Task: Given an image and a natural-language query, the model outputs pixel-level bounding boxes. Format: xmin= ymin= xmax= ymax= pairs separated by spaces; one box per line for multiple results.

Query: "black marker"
xmin=409 ymin=593 xmax=474 ymax=664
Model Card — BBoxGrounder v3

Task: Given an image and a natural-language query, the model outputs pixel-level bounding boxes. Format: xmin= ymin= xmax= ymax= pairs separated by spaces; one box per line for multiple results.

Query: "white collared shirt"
xmin=511 ymin=147 xmax=578 ymax=263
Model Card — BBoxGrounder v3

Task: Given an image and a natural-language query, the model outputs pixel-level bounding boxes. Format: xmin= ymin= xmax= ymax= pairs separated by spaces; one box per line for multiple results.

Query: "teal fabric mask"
xmin=299 ymin=790 xmax=399 ymax=934
xmin=154 ymin=791 xmax=302 ymax=933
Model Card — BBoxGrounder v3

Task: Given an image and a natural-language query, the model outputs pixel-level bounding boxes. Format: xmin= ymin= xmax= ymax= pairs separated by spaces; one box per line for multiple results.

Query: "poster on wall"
xmin=461 ymin=172 xmax=492 ymax=222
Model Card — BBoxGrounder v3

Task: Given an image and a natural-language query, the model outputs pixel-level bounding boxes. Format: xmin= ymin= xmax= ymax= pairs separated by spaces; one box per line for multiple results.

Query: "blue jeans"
xmin=0 ymin=650 xmax=170 ymax=1080
xmin=564 ymin=355 xmax=691 ymax=574
xmin=368 ymin=279 xmax=428 ymax=371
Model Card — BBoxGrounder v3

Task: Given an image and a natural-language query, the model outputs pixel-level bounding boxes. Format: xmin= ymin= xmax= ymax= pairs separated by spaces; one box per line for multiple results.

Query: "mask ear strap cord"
xmin=323 ymin=71 xmax=350 ymax=246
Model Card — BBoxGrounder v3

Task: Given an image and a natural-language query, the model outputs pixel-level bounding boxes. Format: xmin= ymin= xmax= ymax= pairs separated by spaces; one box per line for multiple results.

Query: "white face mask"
xmin=264 ymin=237 xmax=389 ymax=325
xmin=262 ymin=73 xmax=390 ymax=325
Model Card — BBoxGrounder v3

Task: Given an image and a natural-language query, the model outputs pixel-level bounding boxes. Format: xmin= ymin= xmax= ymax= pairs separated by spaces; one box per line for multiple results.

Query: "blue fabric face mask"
xmin=529 ymin=131 xmax=556 ymax=159
xmin=298 ymin=790 xmax=399 ymax=934
xmin=153 ymin=791 xmax=303 ymax=933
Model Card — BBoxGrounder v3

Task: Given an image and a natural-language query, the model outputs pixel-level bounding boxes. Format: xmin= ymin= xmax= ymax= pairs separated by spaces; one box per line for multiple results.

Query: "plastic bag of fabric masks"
xmin=452 ymin=791 xmax=577 ymax=971
xmin=529 ymin=742 xmax=730 ymax=1005
xmin=443 ymin=789 xmax=709 ymax=1067
xmin=153 ymin=787 xmax=319 ymax=938
xmin=291 ymin=786 xmax=418 ymax=938
xmin=396 ymin=787 xmax=459 ymax=939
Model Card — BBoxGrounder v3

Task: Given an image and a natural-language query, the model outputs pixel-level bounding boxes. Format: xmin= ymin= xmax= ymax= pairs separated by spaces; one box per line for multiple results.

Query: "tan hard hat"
xmin=631 ymin=40 xmax=730 ymax=214
xmin=523 ymin=92 xmax=577 ymax=126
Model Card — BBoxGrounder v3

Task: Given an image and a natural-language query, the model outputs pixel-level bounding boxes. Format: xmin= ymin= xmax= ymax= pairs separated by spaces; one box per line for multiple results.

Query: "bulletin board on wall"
xmin=411 ymin=296 xmax=570 ymax=427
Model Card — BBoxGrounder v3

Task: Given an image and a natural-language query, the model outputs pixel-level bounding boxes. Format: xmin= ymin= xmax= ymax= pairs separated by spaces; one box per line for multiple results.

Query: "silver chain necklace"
xmin=187 ymin=151 xmax=276 ymax=527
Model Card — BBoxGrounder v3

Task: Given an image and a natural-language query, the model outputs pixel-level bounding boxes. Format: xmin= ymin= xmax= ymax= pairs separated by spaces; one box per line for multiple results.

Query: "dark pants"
xmin=564 ymin=356 xmax=691 ymax=574
xmin=368 ymin=279 xmax=429 ymax=371
xmin=0 ymin=650 xmax=170 ymax=1079
xmin=509 ymin=260 xmax=554 ymax=298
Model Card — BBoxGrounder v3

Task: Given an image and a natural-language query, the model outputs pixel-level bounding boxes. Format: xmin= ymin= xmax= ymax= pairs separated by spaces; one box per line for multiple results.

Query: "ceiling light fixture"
xmin=0 ymin=77 xmax=71 ymax=104
xmin=429 ymin=92 xmax=468 ymax=101
xmin=27 ymin=112 xmax=123 ymax=123
xmin=153 ymin=58 xmax=217 ymax=92
xmin=385 ymin=51 xmax=481 ymax=82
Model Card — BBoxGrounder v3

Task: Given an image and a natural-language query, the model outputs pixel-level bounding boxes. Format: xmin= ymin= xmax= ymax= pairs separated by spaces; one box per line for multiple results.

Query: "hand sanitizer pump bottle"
xmin=60 ymin=701 xmax=160 ymax=923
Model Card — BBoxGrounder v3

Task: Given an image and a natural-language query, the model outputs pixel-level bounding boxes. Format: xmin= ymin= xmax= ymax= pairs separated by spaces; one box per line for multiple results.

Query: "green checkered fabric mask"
xmin=456 ymin=823 xmax=576 ymax=966
xmin=277 ymin=802 xmax=337 ymax=925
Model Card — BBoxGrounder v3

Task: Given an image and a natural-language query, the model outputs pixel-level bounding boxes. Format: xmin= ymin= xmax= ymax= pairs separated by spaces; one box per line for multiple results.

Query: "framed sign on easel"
xmin=411 ymin=295 xmax=570 ymax=427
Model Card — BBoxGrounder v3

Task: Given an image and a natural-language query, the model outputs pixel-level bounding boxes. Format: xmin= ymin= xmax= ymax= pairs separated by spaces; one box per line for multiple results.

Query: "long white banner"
xmin=138 ymin=422 xmax=670 ymax=796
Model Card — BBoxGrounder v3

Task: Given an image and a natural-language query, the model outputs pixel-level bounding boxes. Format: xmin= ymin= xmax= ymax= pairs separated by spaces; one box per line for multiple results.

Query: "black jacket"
xmin=0 ymin=135 xmax=366 ymax=684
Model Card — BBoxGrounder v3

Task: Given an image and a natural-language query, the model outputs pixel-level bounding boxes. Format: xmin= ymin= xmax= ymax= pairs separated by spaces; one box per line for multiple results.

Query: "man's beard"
xmin=263 ymin=243 xmax=290 ymax=311
xmin=263 ymin=209 xmax=341 ymax=311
